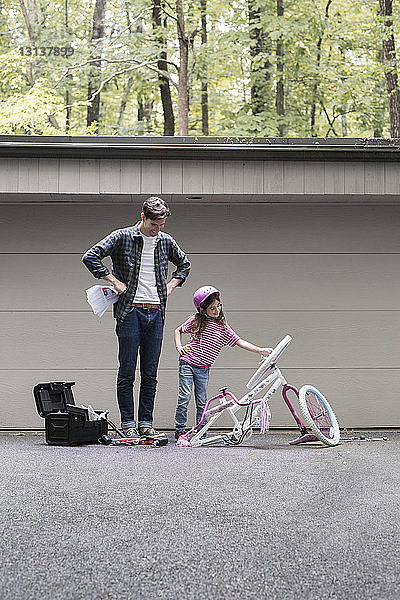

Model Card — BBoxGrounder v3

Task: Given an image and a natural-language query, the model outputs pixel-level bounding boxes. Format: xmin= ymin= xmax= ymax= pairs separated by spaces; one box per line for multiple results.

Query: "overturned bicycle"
xmin=177 ymin=335 xmax=340 ymax=448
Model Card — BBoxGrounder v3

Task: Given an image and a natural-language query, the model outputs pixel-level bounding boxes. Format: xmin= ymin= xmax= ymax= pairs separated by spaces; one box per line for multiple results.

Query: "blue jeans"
xmin=175 ymin=360 xmax=210 ymax=430
xmin=116 ymin=308 xmax=164 ymax=429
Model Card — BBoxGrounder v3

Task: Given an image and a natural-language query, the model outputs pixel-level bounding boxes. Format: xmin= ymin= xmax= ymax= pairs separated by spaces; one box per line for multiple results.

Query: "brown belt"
xmin=132 ymin=303 xmax=160 ymax=309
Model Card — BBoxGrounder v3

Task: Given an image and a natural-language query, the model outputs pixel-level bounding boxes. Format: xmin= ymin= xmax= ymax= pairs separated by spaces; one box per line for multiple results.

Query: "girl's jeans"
xmin=175 ymin=360 xmax=210 ymax=429
xmin=116 ymin=307 xmax=164 ymax=429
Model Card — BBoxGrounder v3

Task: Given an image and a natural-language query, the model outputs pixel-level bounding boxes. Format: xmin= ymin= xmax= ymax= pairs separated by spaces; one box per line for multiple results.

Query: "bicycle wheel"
xmin=298 ymin=385 xmax=340 ymax=447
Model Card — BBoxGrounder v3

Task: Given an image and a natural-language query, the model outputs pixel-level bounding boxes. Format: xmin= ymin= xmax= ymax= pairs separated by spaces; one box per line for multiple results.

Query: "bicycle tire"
xmin=298 ymin=385 xmax=340 ymax=447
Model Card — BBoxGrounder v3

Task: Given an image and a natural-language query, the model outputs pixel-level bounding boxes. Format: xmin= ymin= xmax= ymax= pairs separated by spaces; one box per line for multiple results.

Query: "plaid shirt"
xmin=82 ymin=222 xmax=190 ymax=322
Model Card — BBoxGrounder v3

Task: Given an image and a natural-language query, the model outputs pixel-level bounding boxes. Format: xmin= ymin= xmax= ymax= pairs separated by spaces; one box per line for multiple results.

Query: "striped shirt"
xmin=82 ymin=222 xmax=190 ymax=323
xmin=179 ymin=315 xmax=240 ymax=367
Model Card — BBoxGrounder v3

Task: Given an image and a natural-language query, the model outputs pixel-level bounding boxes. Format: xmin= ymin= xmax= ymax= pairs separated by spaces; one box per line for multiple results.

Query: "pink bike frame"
xmin=178 ymin=378 xmax=309 ymax=447
xmin=281 ymin=384 xmax=307 ymax=430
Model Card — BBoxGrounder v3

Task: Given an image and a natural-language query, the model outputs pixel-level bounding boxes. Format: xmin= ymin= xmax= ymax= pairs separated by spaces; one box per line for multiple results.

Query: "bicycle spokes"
xmin=299 ymin=385 xmax=340 ymax=446
xmin=305 ymin=391 xmax=334 ymax=437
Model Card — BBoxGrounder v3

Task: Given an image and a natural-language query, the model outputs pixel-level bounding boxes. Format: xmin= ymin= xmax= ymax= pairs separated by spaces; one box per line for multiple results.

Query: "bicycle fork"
xmin=281 ymin=384 xmax=307 ymax=431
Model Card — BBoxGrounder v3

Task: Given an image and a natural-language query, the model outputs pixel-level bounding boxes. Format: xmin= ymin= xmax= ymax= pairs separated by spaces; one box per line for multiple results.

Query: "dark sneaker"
xmin=139 ymin=426 xmax=158 ymax=437
xmin=122 ymin=427 xmax=139 ymax=438
xmin=175 ymin=429 xmax=186 ymax=440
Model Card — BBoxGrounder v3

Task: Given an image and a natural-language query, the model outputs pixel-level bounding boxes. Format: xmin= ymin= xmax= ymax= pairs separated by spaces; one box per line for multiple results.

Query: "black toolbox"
xmin=33 ymin=381 xmax=107 ymax=446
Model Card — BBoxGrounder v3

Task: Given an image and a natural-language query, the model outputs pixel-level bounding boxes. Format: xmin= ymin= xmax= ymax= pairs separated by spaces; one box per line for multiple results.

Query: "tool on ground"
xmin=100 ymin=414 xmax=168 ymax=448
xmin=340 ymin=435 xmax=388 ymax=442
xmin=98 ymin=434 xmax=168 ymax=447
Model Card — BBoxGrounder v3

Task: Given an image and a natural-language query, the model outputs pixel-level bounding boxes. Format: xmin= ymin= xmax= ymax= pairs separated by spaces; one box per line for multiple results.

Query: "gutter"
xmin=0 ymin=136 xmax=399 ymax=161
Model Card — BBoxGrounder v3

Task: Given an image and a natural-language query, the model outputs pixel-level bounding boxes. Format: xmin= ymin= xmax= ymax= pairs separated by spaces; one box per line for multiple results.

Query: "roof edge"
xmin=0 ymin=136 xmax=400 ymax=161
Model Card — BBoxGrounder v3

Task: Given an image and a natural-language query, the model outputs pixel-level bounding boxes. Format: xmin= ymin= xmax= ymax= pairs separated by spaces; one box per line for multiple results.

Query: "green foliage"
xmin=0 ymin=78 xmax=64 ymax=134
xmin=0 ymin=50 xmax=30 ymax=96
xmin=0 ymin=0 xmax=397 ymax=137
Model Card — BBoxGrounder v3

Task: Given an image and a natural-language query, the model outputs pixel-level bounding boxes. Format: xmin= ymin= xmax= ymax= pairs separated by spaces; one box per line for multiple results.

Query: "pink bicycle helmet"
xmin=193 ymin=285 xmax=220 ymax=310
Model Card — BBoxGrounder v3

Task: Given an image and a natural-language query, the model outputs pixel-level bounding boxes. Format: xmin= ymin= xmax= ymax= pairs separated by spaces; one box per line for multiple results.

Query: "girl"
xmin=174 ymin=285 xmax=272 ymax=440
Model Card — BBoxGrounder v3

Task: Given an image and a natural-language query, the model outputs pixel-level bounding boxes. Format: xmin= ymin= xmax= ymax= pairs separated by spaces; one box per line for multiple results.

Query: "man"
xmin=82 ymin=197 xmax=190 ymax=438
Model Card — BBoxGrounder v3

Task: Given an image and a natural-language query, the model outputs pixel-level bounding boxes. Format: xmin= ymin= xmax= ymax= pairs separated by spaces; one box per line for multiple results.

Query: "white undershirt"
xmin=133 ymin=232 xmax=160 ymax=303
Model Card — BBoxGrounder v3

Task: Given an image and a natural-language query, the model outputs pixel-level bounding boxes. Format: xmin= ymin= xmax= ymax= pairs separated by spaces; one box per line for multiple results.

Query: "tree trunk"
xmin=310 ymin=78 xmax=318 ymax=135
xmin=339 ymin=47 xmax=347 ymax=136
xmin=117 ymin=74 xmax=134 ymax=131
xmin=276 ymin=0 xmax=285 ymax=136
xmin=19 ymin=0 xmax=60 ymax=129
xmin=200 ymin=0 xmax=209 ymax=135
xmin=373 ymin=50 xmax=385 ymax=137
xmin=117 ymin=2 xmax=135 ymax=132
xmin=87 ymin=0 xmax=107 ymax=132
xmin=341 ymin=110 xmax=348 ymax=137
xmin=248 ymin=0 xmax=272 ymax=115
xmin=65 ymin=1 xmax=71 ymax=132
xmin=379 ymin=0 xmax=400 ymax=137
xmin=138 ymin=96 xmax=154 ymax=132
xmin=176 ymin=0 xmax=189 ymax=135
xmin=310 ymin=0 xmax=332 ymax=136
xmin=65 ymin=90 xmax=71 ymax=132
xmin=18 ymin=0 xmax=37 ymax=46
xmin=152 ymin=0 xmax=175 ymax=135
xmin=18 ymin=0 xmax=38 ymax=86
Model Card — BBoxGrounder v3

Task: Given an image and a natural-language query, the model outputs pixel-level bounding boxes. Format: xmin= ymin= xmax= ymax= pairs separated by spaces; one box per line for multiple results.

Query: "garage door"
xmin=1 ymin=201 xmax=399 ymax=429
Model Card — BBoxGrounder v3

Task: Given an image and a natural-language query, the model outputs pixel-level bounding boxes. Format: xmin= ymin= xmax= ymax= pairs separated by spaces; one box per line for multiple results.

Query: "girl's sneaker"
xmin=175 ymin=429 xmax=186 ymax=441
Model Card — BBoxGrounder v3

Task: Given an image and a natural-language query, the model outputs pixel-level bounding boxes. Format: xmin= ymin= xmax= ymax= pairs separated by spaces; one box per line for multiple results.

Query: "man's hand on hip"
xmin=103 ymin=274 xmax=127 ymax=295
xmin=166 ymin=278 xmax=182 ymax=297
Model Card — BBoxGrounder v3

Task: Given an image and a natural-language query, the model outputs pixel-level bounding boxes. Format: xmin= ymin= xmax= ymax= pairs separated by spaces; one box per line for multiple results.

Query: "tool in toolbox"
xmin=99 ymin=416 xmax=168 ymax=447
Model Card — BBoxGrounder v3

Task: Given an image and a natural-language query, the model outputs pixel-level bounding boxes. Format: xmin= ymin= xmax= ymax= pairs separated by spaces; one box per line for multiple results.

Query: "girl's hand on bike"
xmin=260 ymin=347 xmax=273 ymax=357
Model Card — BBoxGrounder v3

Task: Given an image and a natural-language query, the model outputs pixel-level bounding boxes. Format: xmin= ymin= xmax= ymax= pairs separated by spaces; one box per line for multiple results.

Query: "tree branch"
xmin=103 ymin=6 xmax=153 ymax=48
xmin=54 ymin=57 xmax=179 ymax=88
xmin=158 ymin=5 xmax=179 ymax=23
xmin=320 ymin=101 xmax=338 ymax=136
xmin=62 ymin=61 xmax=179 ymax=109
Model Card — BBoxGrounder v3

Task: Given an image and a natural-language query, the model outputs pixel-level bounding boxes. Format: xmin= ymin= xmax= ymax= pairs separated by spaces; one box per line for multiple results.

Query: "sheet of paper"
xmin=86 ymin=285 xmax=119 ymax=317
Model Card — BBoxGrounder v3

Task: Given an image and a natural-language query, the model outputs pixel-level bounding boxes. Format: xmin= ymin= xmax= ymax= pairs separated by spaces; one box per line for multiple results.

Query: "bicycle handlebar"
xmin=246 ymin=335 xmax=292 ymax=390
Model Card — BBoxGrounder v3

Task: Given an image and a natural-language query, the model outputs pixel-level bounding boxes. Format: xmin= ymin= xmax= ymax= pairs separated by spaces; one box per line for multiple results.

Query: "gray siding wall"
xmin=1 ymin=158 xmax=400 ymax=199
xmin=1 ymin=197 xmax=400 ymax=430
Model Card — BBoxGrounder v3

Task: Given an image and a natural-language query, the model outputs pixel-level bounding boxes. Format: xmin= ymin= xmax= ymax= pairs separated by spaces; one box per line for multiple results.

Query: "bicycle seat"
xmin=246 ymin=335 xmax=292 ymax=389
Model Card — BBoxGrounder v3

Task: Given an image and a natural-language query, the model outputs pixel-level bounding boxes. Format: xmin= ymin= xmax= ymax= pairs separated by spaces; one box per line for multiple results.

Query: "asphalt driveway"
xmin=1 ymin=431 xmax=399 ymax=600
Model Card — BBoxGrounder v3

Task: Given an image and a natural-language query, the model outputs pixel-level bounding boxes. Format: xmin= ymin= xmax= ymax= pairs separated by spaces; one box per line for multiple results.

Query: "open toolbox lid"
xmin=33 ymin=381 xmax=78 ymax=418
